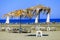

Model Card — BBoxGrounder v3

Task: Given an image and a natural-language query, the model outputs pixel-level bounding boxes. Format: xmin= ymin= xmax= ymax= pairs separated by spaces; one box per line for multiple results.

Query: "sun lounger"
xmin=39 ymin=27 xmax=46 ymax=31
xmin=1 ymin=27 xmax=5 ymax=31
xmin=36 ymin=31 xmax=42 ymax=37
xmin=5 ymin=27 xmax=11 ymax=32
xmin=50 ymin=27 xmax=56 ymax=31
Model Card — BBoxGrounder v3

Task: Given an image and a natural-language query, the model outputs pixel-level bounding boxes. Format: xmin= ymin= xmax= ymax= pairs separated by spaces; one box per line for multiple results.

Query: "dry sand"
xmin=0 ymin=31 xmax=60 ymax=40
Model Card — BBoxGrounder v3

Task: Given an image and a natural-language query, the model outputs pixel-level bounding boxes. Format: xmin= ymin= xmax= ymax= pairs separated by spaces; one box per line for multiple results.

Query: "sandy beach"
xmin=0 ymin=31 xmax=60 ymax=40
xmin=0 ymin=23 xmax=60 ymax=40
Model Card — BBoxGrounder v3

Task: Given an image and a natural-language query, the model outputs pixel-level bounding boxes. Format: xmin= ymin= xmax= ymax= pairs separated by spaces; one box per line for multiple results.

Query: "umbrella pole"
xmin=46 ymin=13 xmax=50 ymax=31
xmin=35 ymin=15 xmax=40 ymax=31
xmin=19 ymin=16 xmax=22 ymax=33
xmin=20 ymin=16 xmax=21 ymax=28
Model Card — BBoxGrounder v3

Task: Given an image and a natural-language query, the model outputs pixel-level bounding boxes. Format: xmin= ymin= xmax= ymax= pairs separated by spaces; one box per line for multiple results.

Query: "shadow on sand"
xmin=27 ymin=34 xmax=48 ymax=37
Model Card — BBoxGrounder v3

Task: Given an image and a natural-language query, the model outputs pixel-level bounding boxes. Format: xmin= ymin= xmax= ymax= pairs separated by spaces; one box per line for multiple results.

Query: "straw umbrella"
xmin=27 ymin=5 xmax=51 ymax=31
xmin=25 ymin=5 xmax=45 ymax=31
xmin=27 ymin=5 xmax=45 ymax=24
xmin=29 ymin=5 xmax=51 ymax=24
xmin=10 ymin=9 xmax=33 ymax=32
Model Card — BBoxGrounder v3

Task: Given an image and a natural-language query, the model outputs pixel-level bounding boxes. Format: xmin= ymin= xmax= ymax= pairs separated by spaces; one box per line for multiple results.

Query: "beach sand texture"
xmin=0 ymin=31 xmax=60 ymax=40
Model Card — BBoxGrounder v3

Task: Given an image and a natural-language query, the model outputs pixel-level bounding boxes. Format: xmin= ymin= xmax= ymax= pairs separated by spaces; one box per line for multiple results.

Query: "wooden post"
xmin=46 ymin=13 xmax=50 ymax=31
xmin=5 ymin=16 xmax=10 ymax=32
xmin=35 ymin=15 xmax=39 ymax=24
xmin=19 ymin=16 xmax=22 ymax=33
xmin=6 ymin=16 xmax=9 ymax=24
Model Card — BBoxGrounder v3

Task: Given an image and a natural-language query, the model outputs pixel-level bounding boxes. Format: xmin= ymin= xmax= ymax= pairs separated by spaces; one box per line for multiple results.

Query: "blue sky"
xmin=0 ymin=0 xmax=60 ymax=19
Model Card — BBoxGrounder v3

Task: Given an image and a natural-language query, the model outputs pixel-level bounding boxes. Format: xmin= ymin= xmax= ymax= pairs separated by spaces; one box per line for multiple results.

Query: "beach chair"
xmin=1 ymin=27 xmax=5 ymax=31
xmin=39 ymin=27 xmax=46 ymax=31
xmin=47 ymin=27 xmax=50 ymax=31
xmin=12 ymin=28 xmax=19 ymax=33
xmin=5 ymin=27 xmax=11 ymax=32
xmin=50 ymin=27 xmax=56 ymax=31
xmin=36 ymin=30 xmax=42 ymax=37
